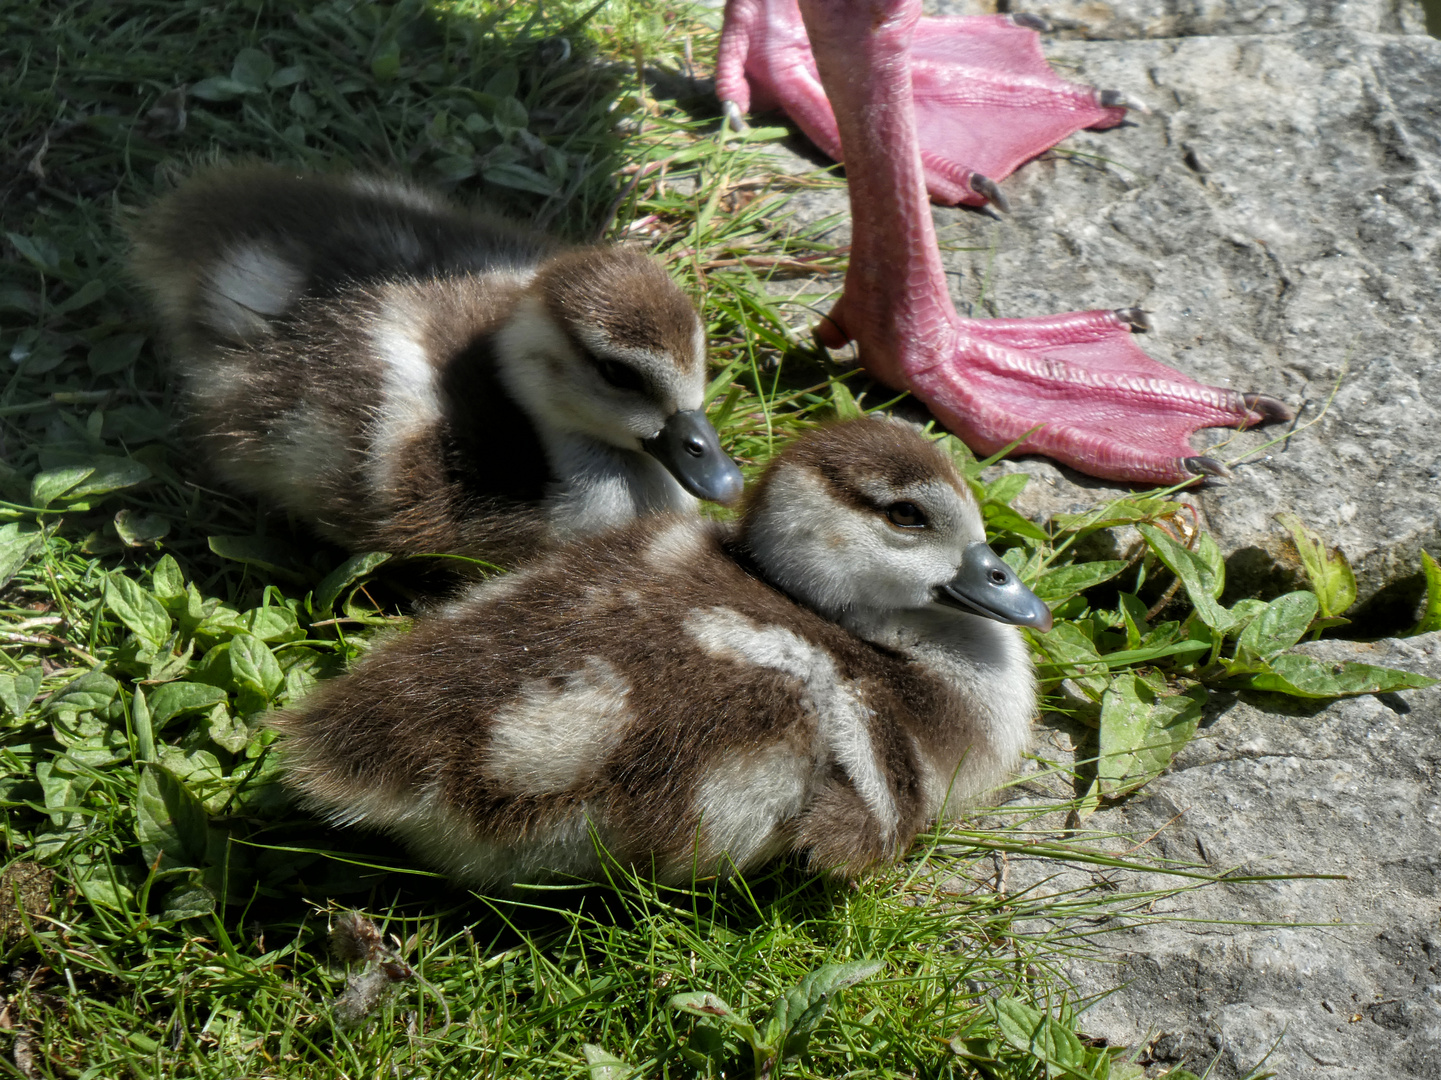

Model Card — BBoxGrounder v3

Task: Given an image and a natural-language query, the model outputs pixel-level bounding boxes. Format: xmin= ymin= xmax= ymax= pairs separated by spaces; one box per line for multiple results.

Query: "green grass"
xmin=1 ymin=1 xmax=1436 ymax=1077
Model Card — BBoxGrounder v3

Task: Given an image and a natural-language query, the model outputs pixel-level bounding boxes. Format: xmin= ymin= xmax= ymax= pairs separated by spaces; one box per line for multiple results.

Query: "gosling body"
xmin=131 ymin=167 xmax=741 ymax=564
xmin=273 ymin=419 xmax=1051 ymax=885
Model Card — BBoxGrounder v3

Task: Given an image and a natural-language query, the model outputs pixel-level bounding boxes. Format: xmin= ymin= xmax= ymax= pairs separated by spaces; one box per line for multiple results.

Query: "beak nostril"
xmin=684 ymin=436 xmax=706 ymax=457
xmin=989 ymin=569 xmax=1008 ymax=585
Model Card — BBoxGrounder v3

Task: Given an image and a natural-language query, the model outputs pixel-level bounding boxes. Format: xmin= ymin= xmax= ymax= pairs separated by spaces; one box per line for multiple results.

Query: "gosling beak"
xmin=934 ymin=542 xmax=1053 ymax=631
xmin=642 ymin=409 xmax=745 ymax=506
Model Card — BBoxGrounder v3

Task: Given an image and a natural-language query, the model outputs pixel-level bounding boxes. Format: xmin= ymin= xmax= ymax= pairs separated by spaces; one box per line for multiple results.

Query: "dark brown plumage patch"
xmin=537 ymin=248 xmax=701 ymax=374
xmin=739 ymin=418 xmax=969 ymax=528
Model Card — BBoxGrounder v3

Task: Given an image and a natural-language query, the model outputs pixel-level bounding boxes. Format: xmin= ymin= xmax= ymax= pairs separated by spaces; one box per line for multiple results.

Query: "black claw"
xmin=1008 ymin=13 xmax=1051 ymax=31
xmin=1098 ymin=89 xmax=1150 ymax=113
xmin=1182 ymin=456 xmax=1232 ymax=479
xmin=1115 ymin=307 xmax=1153 ymax=332
xmin=1242 ymin=393 xmax=1296 ymax=422
xmin=969 ymin=173 xmax=1010 ymax=214
xmin=720 ymin=99 xmax=749 ymax=134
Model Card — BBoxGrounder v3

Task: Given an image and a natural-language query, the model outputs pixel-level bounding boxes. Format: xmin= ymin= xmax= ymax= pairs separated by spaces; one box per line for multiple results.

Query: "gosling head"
xmin=494 ymin=247 xmax=743 ymax=506
xmin=739 ymin=418 xmax=1053 ymax=633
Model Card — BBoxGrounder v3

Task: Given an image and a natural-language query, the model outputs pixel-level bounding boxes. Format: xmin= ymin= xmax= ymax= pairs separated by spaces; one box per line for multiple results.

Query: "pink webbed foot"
xmin=716 ymin=0 xmax=1128 ymax=207
xmin=818 ymin=305 xmax=1293 ymax=485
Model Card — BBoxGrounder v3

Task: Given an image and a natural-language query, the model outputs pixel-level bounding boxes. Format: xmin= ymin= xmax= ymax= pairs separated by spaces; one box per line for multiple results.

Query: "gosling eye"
xmin=593 ymin=357 xmax=647 ymax=393
xmin=885 ymin=501 xmax=927 ymax=529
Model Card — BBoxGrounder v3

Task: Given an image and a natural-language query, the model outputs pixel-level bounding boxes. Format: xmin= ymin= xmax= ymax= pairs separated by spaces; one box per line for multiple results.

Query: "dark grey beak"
xmin=935 ymin=542 xmax=1053 ymax=631
xmin=642 ymin=409 xmax=745 ymax=506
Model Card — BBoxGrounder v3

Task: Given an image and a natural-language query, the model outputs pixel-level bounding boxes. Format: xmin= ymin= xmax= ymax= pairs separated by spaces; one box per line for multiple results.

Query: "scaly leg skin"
xmin=796 ymin=0 xmax=1293 ymax=485
xmin=717 ymin=0 xmax=1130 ymax=207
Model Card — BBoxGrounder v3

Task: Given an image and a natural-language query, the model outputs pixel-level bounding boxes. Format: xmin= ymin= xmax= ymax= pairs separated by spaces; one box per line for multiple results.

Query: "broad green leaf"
xmin=105 ymin=573 xmax=172 ymax=647
xmin=113 ymin=508 xmax=171 ymax=547
xmin=1139 ymin=525 xmax=1232 ymax=634
xmin=137 ymin=764 xmax=209 ymax=868
xmin=491 ymin=96 xmax=528 ymax=132
xmin=1234 ymin=591 xmax=1318 ymax=666
xmin=151 ymin=555 xmax=186 ymax=601
xmin=1413 ymin=551 xmax=1440 ymax=635
xmin=43 ymin=670 xmax=119 ymax=720
xmin=147 ymin=682 xmax=229 ymax=727
xmin=229 ymin=633 xmax=284 ymax=699
xmin=72 ymin=869 xmax=135 ymax=911
xmin=1237 ymin=654 xmax=1437 ymax=698
xmin=230 ymin=47 xmax=275 ymax=89
xmin=771 ymin=960 xmax=883 ymax=1061
xmin=1277 ymin=512 xmax=1357 ymax=620
xmin=982 ymin=472 xmax=1028 ymax=507
xmin=144 ymin=638 xmax=194 ymax=685
xmin=370 ymin=38 xmax=401 ymax=81
xmin=49 ymin=456 xmax=150 ymax=501
xmin=581 ymin=1045 xmax=634 ymax=1080
xmin=1194 ymin=531 xmax=1225 ymax=599
xmin=1034 ymin=622 xmax=1109 ymax=697
xmin=0 ymin=522 xmax=43 ymax=590
xmin=830 ymin=379 xmax=862 ymax=421
xmin=669 ymin=992 xmax=744 ymax=1024
xmin=1097 ymin=671 xmax=1205 ymax=799
xmin=87 ymin=332 xmax=145 ymax=374
xmin=268 ymin=63 xmax=307 ymax=88
xmin=1117 ymin=592 xmax=1148 ymax=650
xmin=208 ymin=704 xmax=252 ymax=755
xmin=188 ymin=75 xmax=249 ymax=101
xmin=158 ymin=746 xmax=224 ymax=790
xmin=0 ymin=665 xmax=43 ymax=721
xmin=1051 ymin=496 xmax=1185 ymax=536
xmin=1032 ymin=561 xmax=1127 ymax=604
xmin=31 ymin=465 xmax=93 ymax=508
xmin=132 ymin=685 xmax=155 ymax=763
xmin=162 ymin=881 xmax=217 ymax=919
xmin=990 ymin=997 xmax=1087 ymax=1071
xmin=483 ymin=66 xmax=519 ymax=98
xmin=6 ymin=231 xmax=60 ymax=272
xmin=194 ymin=601 xmax=247 ymax=640
xmin=983 ymin=504 xmax=1049 ymax=543
xmin=50 ymin=687 xmax=129 ymax=766
xmin=36 ymin=759 xmax=95 ymax=829
xmin=313 ymin=551 xmax=392 ymax=617
xmin=207 ymin=534 xmax=310 ymax=582
xmin=51 ymin=278 xmax=107 ymax=314
xmin=240 ymin=605 xmax=303 ymax=644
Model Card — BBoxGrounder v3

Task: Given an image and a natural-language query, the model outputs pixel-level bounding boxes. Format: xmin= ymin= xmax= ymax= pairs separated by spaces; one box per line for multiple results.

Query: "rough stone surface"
xmin=766 ymin=24 xmax=1441 ymax=631
xmin=930 ymin=0 xmax=1429 ymax=40
xmin=1004 ymin=632 xmax=1441 ymax=1078
xmin=697 ymin=8 xmax=1441 ymax=1075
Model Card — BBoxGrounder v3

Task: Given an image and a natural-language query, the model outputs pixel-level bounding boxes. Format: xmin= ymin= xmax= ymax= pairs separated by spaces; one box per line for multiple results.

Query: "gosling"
xmin=272 ymin=418 xmax=1052 ymax=886
xmin=130 ymin=166 xmax=743 ymax=565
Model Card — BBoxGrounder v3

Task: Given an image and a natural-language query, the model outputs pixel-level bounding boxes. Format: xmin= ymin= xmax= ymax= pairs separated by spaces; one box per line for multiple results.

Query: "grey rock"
xmin=972 ymin=29 xmax=1440 ymax=628
xmin=765 ymin=28 xmax=1441 ymax=629
xmin=927 ymin=0 xmax=1429 ymax=39
xmin=1003 ymin=633 xmax=1441 ymax=1077
xmin=698 ymin=6 xmax=1441 ymax=1076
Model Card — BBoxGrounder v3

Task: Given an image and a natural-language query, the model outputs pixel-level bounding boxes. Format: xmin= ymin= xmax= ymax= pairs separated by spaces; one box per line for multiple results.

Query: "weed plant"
xmin=1 ymin=1 xmax=1436 ymax=1078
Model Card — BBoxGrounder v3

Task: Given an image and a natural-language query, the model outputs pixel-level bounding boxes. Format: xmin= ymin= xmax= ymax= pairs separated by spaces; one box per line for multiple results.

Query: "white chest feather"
xmin=543 ymin=433 xmax=697 ymax=539
xmin=684 ymin=607 xmax=900 ymax=848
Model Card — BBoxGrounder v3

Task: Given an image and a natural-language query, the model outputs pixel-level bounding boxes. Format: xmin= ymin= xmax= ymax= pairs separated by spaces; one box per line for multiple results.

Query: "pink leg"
xmin=795 ymin=0 xmax=1291 ymax=484
xmin=718 ymin=0 xmax=1128 ymax=207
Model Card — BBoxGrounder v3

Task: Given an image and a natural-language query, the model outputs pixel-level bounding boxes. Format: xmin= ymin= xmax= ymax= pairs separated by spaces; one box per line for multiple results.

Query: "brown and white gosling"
xmin=272 ymin=418 xmax=1053 ymax=886
xmin=130 ymin=166 xmax=743 ymax=564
